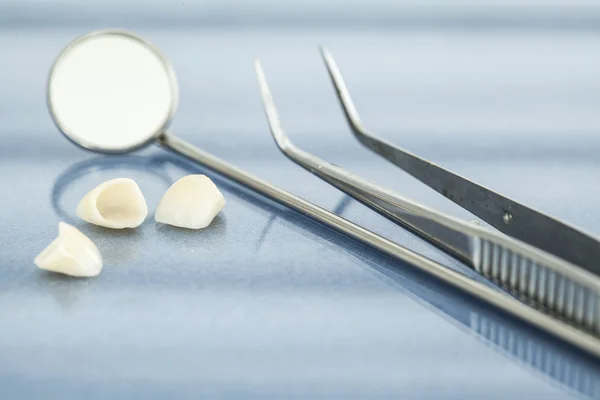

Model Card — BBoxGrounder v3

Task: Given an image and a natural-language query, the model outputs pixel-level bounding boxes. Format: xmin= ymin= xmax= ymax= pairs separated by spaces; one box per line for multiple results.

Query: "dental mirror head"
xmin=47 ymin=30 xmax=179 ymax=154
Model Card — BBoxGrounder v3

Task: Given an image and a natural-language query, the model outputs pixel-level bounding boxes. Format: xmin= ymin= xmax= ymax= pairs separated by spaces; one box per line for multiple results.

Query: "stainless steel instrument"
xmin=254 ymin=51 xmax=600 ymax=357
xmin=46 ymin=29 xmax=600 ymax=359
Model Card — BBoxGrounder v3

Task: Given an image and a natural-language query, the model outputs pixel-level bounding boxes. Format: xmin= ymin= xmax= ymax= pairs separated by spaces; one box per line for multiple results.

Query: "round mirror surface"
xmin=48 ymin=30 xmax=178 ymax=153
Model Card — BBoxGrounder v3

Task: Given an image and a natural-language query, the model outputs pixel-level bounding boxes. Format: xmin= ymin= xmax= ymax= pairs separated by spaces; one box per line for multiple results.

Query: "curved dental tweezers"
xmin=319 ymin=48 xmax=600 ymax=279
xmin=254 ymin=57 xmax=600 ymax=354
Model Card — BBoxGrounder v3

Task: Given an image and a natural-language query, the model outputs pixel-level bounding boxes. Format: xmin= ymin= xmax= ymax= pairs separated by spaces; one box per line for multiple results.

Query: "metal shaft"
xmin=158 ymin=132 xmax=600 ymax=359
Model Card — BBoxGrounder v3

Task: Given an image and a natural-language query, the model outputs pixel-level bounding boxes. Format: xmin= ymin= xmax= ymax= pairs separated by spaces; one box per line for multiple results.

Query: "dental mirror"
xmin=47 ymin=29 xmax=332 ymax=228
xmin=48 ymin=30 xmax=178 ymax=153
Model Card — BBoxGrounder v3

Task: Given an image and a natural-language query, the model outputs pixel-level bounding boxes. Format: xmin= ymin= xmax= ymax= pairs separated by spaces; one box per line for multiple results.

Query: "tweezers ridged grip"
xmin=473 ymin=237 xmax=600 ymax=333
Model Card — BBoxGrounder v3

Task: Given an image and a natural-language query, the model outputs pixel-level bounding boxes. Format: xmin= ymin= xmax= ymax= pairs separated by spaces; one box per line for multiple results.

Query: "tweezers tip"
xmin=253 ymin=58 xmax=263 ymax=72
xmin=319 ymin=46 xmax=333 ymax=63
xmin=317 ymin=47 xmax=364 ymax=132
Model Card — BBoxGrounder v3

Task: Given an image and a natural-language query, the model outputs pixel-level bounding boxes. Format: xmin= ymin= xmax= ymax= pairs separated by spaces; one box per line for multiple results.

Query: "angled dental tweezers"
xmin=253 ymin=50 xmax=600 ymax=357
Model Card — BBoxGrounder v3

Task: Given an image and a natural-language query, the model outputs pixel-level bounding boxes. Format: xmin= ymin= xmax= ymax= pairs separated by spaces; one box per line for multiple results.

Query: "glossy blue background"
xmin=1 ymin=1 xmax=600 ymax=398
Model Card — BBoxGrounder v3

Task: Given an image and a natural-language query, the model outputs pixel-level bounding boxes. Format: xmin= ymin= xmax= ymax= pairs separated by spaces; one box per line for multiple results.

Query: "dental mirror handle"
xmin=156 ymin=132 xmax=600 ymax=359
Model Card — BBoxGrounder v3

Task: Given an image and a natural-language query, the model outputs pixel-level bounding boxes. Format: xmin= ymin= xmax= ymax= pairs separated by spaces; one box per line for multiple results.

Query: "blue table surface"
xmin=2 ymin=3 xmax=600 ymax=399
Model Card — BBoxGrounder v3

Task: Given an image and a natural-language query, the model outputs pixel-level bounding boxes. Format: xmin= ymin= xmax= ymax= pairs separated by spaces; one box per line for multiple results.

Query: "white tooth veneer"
xmin=155 ymin=175 xmax=226 ymax=229
xmin=34 ymin=222 xmax=103 ymax=277
xmin=76 ymin=178 xmax=148 ymax=229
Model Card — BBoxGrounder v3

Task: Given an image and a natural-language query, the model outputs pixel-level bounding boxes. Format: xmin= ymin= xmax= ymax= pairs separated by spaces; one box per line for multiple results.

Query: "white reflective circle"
xmin=48 ymin=30 xmax=179 ymax=153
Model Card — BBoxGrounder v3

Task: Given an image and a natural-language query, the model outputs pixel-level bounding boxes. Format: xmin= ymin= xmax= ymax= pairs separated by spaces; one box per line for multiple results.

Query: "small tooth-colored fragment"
xmin=76 ymin=178 xmax=148 ymax=229
xmin=155 ymin=174 xmax=226 ymax=229
xmin=34 ymin=222 xmax=103 ymax=277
